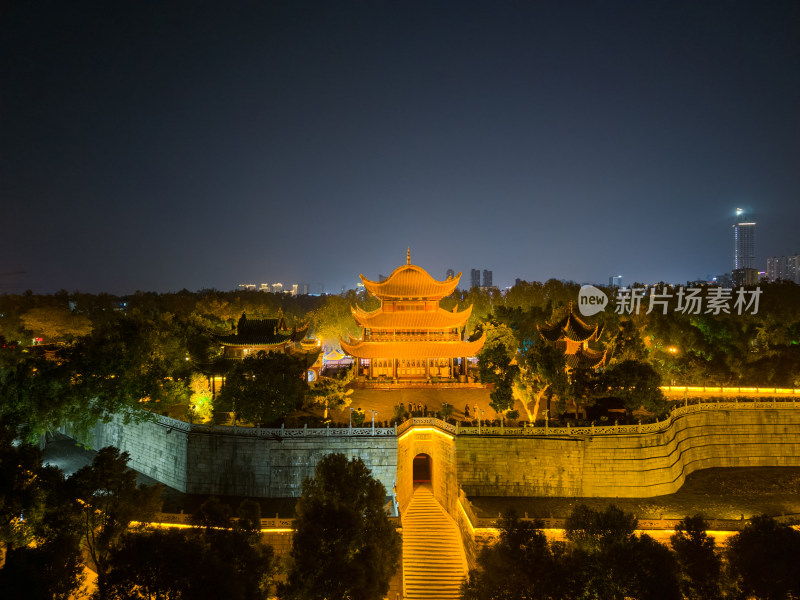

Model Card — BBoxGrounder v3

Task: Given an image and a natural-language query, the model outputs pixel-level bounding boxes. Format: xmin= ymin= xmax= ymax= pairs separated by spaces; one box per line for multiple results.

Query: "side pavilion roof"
xmin=538 ymin=309 xmax=602 ymax=343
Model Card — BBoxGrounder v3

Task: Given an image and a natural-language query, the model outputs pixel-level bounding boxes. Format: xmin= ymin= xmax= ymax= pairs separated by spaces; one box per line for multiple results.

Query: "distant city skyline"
xmin=3 ymin=2 xmax=798 ymax=295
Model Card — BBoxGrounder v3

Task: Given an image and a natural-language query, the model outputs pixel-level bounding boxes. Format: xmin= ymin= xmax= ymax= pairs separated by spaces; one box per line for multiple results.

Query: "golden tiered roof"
xmin=360 ymin=263 xmax=460 ymax=300
xmin=351 ymin=305 xmax=472 ymax=329
xmin=341 ymin=251 xmax=485 ymax=364
xmin=340 ymin=335 xmax=486 ymax=359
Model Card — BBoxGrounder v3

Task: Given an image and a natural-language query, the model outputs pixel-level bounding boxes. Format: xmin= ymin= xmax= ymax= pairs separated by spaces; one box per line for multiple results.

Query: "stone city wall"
xmin=456 ymin=404 xmax=800 ymax=498
xmin=67 ymin=412 xmax=397 ymax=498
xmin=61 ymin=413 xmax=190 ymax=492
xmin=65 ymin=403 xmax=800 ymax=503
xmin=185 ymin=427 xmax=397 ymax=497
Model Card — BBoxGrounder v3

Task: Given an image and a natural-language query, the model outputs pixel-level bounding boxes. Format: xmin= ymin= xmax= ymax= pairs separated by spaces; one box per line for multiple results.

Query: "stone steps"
xmin=402 ymin=484 xmax=467 ymax=600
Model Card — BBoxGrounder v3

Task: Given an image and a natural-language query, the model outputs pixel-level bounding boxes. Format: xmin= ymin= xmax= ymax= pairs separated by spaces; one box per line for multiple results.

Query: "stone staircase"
xmin=402 ymin=484 xmax=467 ymax=600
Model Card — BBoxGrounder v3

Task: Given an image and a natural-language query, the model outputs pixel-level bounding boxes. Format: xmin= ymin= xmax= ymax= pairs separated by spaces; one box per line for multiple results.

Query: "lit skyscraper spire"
xmin=733 ymin=208 xmax=756 ymax=270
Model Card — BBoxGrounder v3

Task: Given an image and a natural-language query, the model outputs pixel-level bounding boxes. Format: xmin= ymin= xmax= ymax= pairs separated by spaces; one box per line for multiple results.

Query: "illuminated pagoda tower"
xmin=341 ymin=250 xmax=485 ymax=380
xmin=537 ymin=305 xmax=606 ymax=370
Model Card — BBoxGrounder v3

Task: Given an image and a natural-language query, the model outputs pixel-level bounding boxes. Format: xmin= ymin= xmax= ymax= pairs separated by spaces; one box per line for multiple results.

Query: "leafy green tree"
xmin=191 ymin=496 xmax=233 ymax=529
xmin=461 ymin=511 xmax=568 ymax=600
xmin=565 ymin=504 xmax=680 ymax=600
xmin=518 ymin=333 xmax=568 ymax=419
xmin=477 ymin=323 xmax=520 ymax=413
xmin=599 ymin=359 xmax=669 ymax=416
xmin=670 ymin=515 xmax=722 ymax=600
xmin=64 ymin=312 xmax=195 ymax=417
xmin=607 ymin=318 xmax=648 ymax=363
xmin=565 ymin=504 xmax=638 ymax=553
xmin=105 ymin=523 xmax=274 ymax=600
xmin=392 ymin=403 xmax=409 ymax=423
xmin=105 ymin=527 xmax=200 ymax=600
xmin=306 ymin=368 xmax=354 ymax=419
xmin=236 ymin=499 xmax=263 ymax=534
xmin=19 ymin=306 xmax=93 ymax=342
xmin=68 ymin=447 xmax=163 ymax=600
xmin=0 ymin=350 xmax=75 ymax=440
xmin=308 ymin=291 xmax=377 ymax=346
xmin=215 ymin=351 xmax=307 ymax=426
xmin=625 ymin=533 xmax=682 ymax=600
xmin=0 ymin=420 xmax=84 ymax=600
xmin=280 ymin=453 xmax=400 ymax=600
xmin=726 ymin=515 xmax=800 ymax=600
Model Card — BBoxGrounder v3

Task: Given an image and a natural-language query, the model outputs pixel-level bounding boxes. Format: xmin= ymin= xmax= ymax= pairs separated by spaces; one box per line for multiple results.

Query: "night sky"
xmin=3 ymin=1 xmax=799 ymax=295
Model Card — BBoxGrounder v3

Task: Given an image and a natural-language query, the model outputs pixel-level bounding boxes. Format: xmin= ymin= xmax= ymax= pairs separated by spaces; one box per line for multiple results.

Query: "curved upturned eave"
xmin=339 ymin=332 xmax=486 ymax=359
xmin=351 ymin=304 xmax=473 ymax=329
xmin=359 ymin=264 xmax=461 ymax=299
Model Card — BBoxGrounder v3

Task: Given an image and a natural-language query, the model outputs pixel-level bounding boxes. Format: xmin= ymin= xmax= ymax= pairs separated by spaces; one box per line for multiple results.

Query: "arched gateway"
xmin=412 ymin=453 xmax=432 ymax=483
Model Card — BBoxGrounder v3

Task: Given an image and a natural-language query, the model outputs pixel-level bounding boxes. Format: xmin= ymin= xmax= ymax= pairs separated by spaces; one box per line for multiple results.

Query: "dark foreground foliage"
xmin=462 ymin=505 xmax=800 ymax=600
xmin=279 ymin=453 xmax=401 ymax=600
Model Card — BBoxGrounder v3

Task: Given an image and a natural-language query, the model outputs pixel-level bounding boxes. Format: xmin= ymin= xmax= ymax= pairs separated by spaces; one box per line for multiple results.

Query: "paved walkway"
xmin=330 ymin=388 xmax=497 ymax=425
xmin=402 ymin=484 xmax=467 ymax=600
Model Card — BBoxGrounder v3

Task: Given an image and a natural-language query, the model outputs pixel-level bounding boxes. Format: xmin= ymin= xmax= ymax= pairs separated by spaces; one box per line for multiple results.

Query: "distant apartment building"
xmin=446 ymin=268 xmax=455 ymax=279
xmin=732 ymin=268 xmax=759 ymax=287
xmin=766 ymin=255 xmax=800 ymax=284
xmin=238 ymin=281 xmax=310 ymax=295
xmin=470 ymin=269 xmax=481 ymax=289
xmin=609 ymin=275 xmax=622 ymax=288
xmin=482 ymin=269 xmax=492 ymax=288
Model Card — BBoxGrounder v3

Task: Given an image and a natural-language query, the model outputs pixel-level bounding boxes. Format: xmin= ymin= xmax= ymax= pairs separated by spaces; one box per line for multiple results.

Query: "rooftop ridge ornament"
xmin=407 ymin=247 xmax=411 ymax=265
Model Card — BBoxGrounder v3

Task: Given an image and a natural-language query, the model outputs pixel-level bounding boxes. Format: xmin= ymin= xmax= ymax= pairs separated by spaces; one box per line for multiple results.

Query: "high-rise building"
xmin=470 ymin=269 xmax=481 ymax=289
xmin=446 ymin=269 xmax=455 ymax=279
xmin=733 ymin=208 xmax=756 ymax=270
xmin=482 ymin=269 xmax=492 ymax=288
xmin=609 ymin=275 xmax=622 ymax=288
xmin=767 ymin=254 xmax=800 ymax=284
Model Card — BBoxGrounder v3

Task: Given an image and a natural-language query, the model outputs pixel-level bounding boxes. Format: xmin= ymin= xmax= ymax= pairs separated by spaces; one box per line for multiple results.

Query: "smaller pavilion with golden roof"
xmin=341 ymin=250 xmax=485 ymax=380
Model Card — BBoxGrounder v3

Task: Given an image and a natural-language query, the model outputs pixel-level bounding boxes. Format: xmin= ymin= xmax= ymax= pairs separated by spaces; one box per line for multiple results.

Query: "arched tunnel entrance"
xmin=412 ymin=453 xmax=432 ymax=483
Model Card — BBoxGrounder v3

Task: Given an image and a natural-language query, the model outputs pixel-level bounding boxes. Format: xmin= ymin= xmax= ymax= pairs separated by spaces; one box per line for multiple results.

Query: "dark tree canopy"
xmin=461 ymin=512 xmax=569 ymax=600
xmin=726 ymin=515 xmax=800 ymax=600
xmin=280 ymin=453 xmax=400 ymax=600
xmin=476 ymin=323 xmax=520 ymax=414
xmin=216 ymin=351 xmax=307 ymax=425
xmin=0 ymin=420 xmax=83 ymax=600
xmin=68 ymin=447 xmax=163 ymax=600
xmin=106 ymin=524 xmax=274 ymax=600
xmin=670 ymin=515 xmax=722 ymax=600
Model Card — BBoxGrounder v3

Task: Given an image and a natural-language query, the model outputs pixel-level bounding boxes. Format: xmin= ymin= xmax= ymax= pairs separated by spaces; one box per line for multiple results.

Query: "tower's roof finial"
xmin=407 ymin=247 xmax=411 ymax=265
